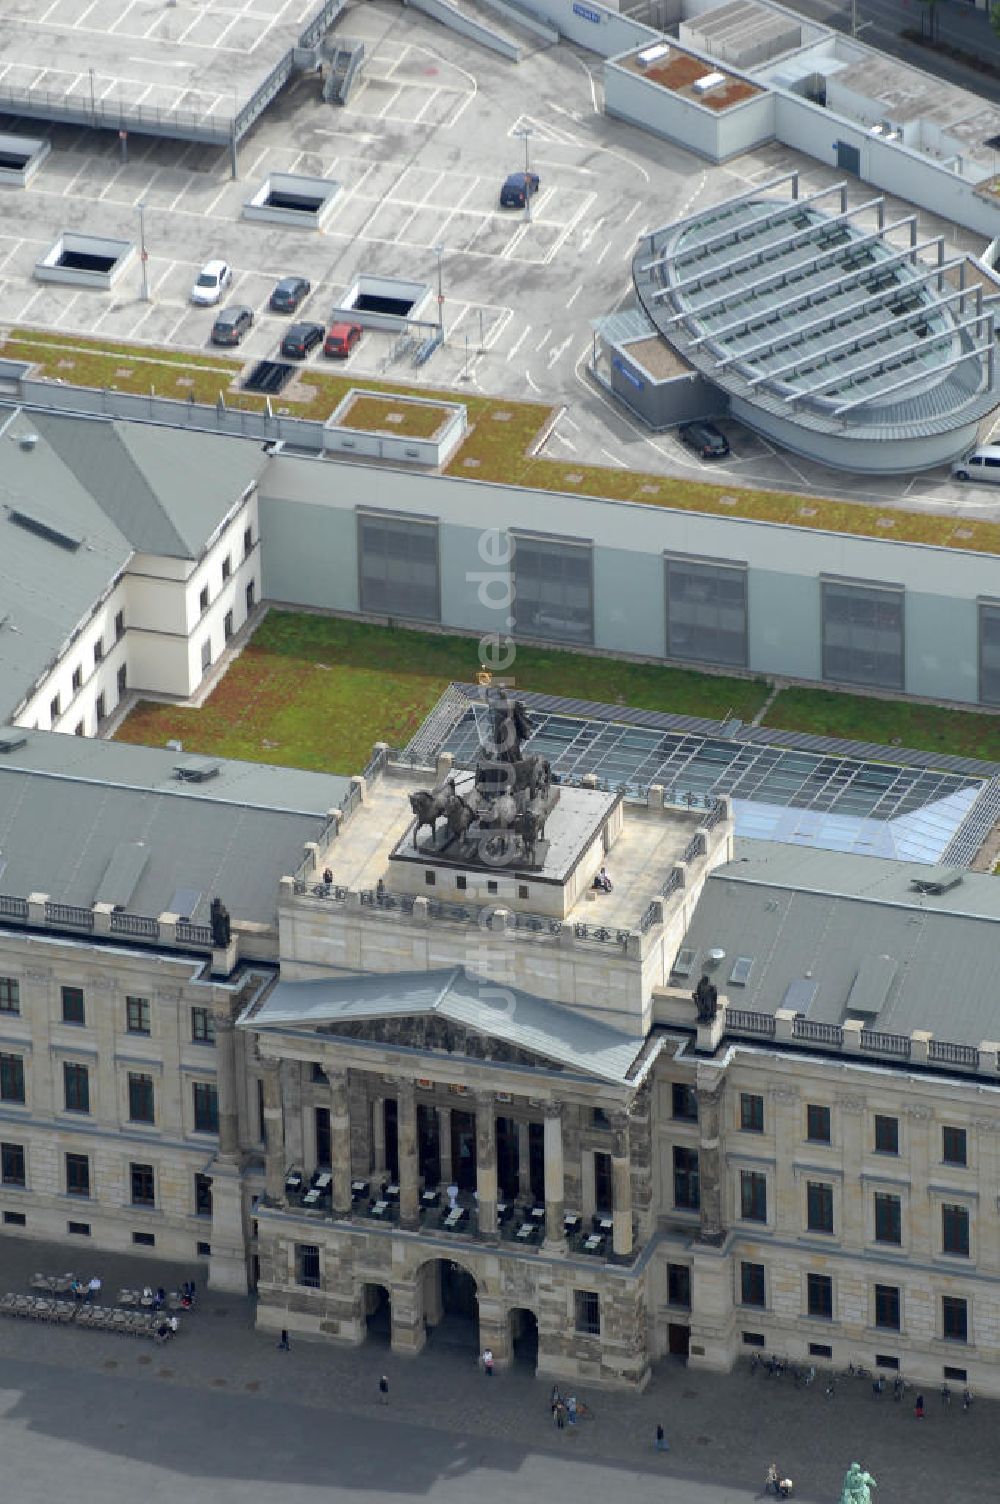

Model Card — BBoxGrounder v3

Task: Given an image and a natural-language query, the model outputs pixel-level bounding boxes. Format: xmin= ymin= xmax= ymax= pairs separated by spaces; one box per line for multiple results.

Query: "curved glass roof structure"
xmin=633 ymin=179 xmax=999 ymax=447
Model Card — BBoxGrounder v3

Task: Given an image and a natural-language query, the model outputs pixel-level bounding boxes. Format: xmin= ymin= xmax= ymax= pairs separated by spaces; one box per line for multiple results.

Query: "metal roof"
xmin=243 ymin=965 xmax=646 ymax=1084
xmin=633 ymin=183 xmax=999 ymax=441
xmin=681 ymin=840 xmax=1000 ymax=1049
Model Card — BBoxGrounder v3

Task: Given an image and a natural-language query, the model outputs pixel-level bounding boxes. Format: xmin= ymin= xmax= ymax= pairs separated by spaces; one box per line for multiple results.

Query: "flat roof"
xmin=617 ymin=45 xmax=762 ymax=111
xmin=338 ymin=393 xmax=456 ymax=440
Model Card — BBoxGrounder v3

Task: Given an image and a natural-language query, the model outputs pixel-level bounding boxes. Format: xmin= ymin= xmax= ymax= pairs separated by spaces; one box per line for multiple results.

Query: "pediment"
xmin=317 ymin=1012 xmax=566 ymax=1073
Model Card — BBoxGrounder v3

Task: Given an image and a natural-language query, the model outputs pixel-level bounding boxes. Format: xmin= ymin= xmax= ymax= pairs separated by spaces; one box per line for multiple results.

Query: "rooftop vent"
xmin=0 ymin=735 xmax=27 ymax=754
xmin=705 ymin=946 xmax=726 ymax=967
xmin=637 ymin=42 xmax=671 ymax=66
xmin=173 ymin=758 xmax=220 ymax=784
xmin=909 ymin=867 xmax=963 ymax=896
xmin=671 ymin=945 xmax=697 ymax=978
xmin=692 ymin=71 xmax=726 ymax=94
xmin=18 ymin=433 xmax=38 ymax=451
xmin=729 ymin=955 xmax=754 ymax=986
xmin=845 ymin=953 xmax=897 ymax=1016
xmin=6 ymin=506 xmax=82 ymax=551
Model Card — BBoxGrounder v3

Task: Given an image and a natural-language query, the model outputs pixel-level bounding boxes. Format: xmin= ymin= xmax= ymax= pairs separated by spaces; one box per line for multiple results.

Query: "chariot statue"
xmin=839 ymin=1462 xmax=877 ymax=1504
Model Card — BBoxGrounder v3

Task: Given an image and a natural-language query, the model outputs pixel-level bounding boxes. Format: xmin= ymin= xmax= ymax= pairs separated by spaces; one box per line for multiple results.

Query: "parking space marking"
xmin=483 ymin=307 xmax=514 ymax=350
xmin=535 ymin=330 xmax=552 ymax=352
xmin=507 ymin=325 xmax=531 ymax=362
xmin=600 ymin=447 xmax=625 ymax=468
xmin=377 ymin=87 xmax=404 ymax=119
xmin=566 ymin=285 xmax=582 ymax=309
xmin=548 ymin=337 xmax=573 ymax=367
xmin=543 ymin=191 xmax=598 ymax=265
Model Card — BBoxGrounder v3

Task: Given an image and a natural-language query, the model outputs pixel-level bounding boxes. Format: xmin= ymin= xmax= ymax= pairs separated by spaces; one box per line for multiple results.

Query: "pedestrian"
xmin=566 ymin=1395 xmax=577 ymax=1426
xmin=766 ymin=1462 xmax=780 ymax=1495
xmin=378 ymin=1374 xmax=389 ymax=1405
xmin=871 ymin=1374 xmax=884 ymax=1397
xmin=482 ymin=1347 xmax=494 ymax=1376
xmin=941 ymin=1382 xmax=951 ymax=1405
xmin=654 ymin=1423 xmax=669 ymax=1452
xmin=915 ymin=1393 xmax=925 ymax=1419
xmin=550 ymin=1385 xmax=562 ymax=1423
xmin=963 ymin=1386 xmax=973 ymax=1411
xmin=87 ymin=1275 xmax=101 ymax=1302
xmin=555 ymin=1400 xmax=567 ymax=1430
xmin=277 ymin=1328 xmax=290 ymax=1351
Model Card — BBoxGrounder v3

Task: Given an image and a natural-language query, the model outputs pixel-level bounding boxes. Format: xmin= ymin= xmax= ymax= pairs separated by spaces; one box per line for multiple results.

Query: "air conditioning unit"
xmin=637 ymin=42 xmax=671 ymax=67
xmin=693 ymin=71 xmax=726 ymax=94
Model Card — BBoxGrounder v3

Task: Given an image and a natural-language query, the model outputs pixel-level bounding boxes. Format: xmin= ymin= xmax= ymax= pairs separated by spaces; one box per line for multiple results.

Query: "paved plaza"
xmin=0 ymin=1234 xmax=993 ymax=1502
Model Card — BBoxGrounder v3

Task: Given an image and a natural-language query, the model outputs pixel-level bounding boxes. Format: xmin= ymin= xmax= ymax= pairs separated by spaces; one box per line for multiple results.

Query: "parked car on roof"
xmin=324 ymin=321 xmax=362 ymax=358
xmin=210 ymin=304 xmax=253 ymax=346
xmin=499 ymin=171 xmax=540 ymax=208
xmin=678 ymin=419 xmax=730 ymax=459
xmin=190 ymin=259 xmax=232 ymax=306
xmin=269 ymin=276 xmax=311 ymax=313
xmin=280 ymin=321 xmax=324 ymax=359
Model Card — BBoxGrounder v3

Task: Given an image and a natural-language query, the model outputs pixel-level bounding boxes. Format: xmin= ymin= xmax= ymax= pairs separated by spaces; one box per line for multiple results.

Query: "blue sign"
xmin=572 ymin=2 xmax=602 ymax=21
xmin=612 ymin=356 xmax=644 ymax=391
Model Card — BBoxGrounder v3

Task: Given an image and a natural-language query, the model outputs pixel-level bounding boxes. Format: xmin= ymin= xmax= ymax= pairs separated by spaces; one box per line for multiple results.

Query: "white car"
xmin=190 ymin=259 xmax=233 ymax=306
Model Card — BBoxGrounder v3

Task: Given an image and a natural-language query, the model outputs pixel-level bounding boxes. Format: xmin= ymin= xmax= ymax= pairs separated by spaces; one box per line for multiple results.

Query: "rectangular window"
xmin=667 ymin=1264 xmax=691 ymax=1308
xmin=821 ymin=578 xmax=904 ymax=690
xmin=942 ymin=1295 xmax=968 ymax=1344
xmin=1 ymin=1142 xmax=25 ymax=1187
xmin=93 ymin=637 xmax=103 ymax=665
xmin=310 ymin=1062 xmax=327 ymax=1084
xmin=665 ymin=555 xmax=748 ymax=667
xmin=117 ymin=663 xmax=127 ymax=697
xmin=61 ymin=986 xmax=85 ymax=1025
xmin=295 ymin=1243 xmax=321 ymax=1288
xmin=63 ymin=1062 xmax=89 ymax=1114
xmin=115 ymin=609 xmax=125 ymax=641
xmin=71 ymin=666 xmax=82 ymax=693
xmin=942 ymin=1203 xmax=970 ymax=1257
xmin=358 ymin=512 xmax=440 ymax=621
xmin=594 ymin=1150 xmax=613 ymax=1213
xmin=197 ymin=1240 xmax=211 ymax=1257
xmin=740 ymin=1093 xmax=764 ymax=1132
xmin=874 ymin=1114 xmax=899 ymax=1154
xmin=128 ymin=1073 xmax=155 ymax=1125
xmin=199 ymin=586 xmax=209 ymax=613
xmin=807 ymin=1181 xmax=834 ymax=1234
xmin=979 ymin=601 xmax=1000 ymax=705
xmin=132 ymin=1231 xmax=155 ymax=1247
xmin=874 ymin=1284 xmax=900 ymax=1330
xmin=130 ymin=1162 xmax=155 ymax=1207
xmin=741 ymin=1261 xmax=766 ymax=1308
xmin=808 ymin=1342 xmax=833 ymax=1358
xmin=246 ymin=580 xmax=255 ymax=612
xmin=222 ymin=555 xmax=232 ymax=581
xmin=201 ymin=638 xmax=212 ymax=673
xmin=740 ymin=1169 xmax=767 ymax=1223
xmin=195 ymin=1173 xmax=213 ymax=1217
xmin=806 ymin=1104 xmax=831 ymax=1144
xmin=0 ymin=1054 xmax=24 ymax=1104
xmin=126 ymin=996 xmax=150 ymax=1035
xmin=0 ymin=978 xmax=19 ymax=1015
xmin=875 ymin=1353 xmax=899 ymax=1371
xmin=193 ymin=1082 xmax=219 ymax=1133
xmin=874 ymin=1192 xmax=902 ymax=1246
xmin=65 ymin=1152 xmax=90 ymax=1197
xmin=95 ymin=692 xmax=106 ymax=723
xmin=672 ymin=1083 xmax=698 ymax=1122
xmin=50 ymin=694 xmax=60 ymax=723
xmin=224 ymin=609 xmax=234 ymax=641
xmin=67 ymin=1221 xmax=91 ymax=1236
xmin=806 ymin=1272 xmax=833 ymax=1320
xmin=574 ymin=1289 xmax=601 ymax=1335
xmin=3 ymin=1210 xmax=25 ymax=1226
xmin=512 ymin=534 xmax=594 ymax=645
xmin=191 ymin=1007 xmax=215 ymax=1045
xmin=243 ymin=526 xmax=253 ymax=559
xmin=942 ymin=1126 xmax=967 ymax=1167
xmin=315 ymin=1107 xmax=331 ymax=1169
xmin=673 ymin=1146 xmax=700 ymax=1211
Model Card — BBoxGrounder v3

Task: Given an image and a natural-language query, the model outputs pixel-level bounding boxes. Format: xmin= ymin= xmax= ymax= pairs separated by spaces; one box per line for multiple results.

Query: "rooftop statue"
xmin=693 ymin=973 xmax=718 ymax=1022
xmin=840 ymin=1462 xmax=877 ymax=1504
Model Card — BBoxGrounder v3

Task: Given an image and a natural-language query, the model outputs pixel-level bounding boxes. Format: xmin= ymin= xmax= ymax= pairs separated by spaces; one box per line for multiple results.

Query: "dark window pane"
xmin=807 ymin=1181 xmax=834 ymax=1234
xmin=358 ymin=513 xmax=440 ymax=621
xmin=874 ymin=1115 xmax=898 ymax=1154
xmin=822 ymin=580 xmax=903 ymax=690
xmin=942 ymin=1203 xmax=970 ymax=1257
xmin=574 ymin=1290 xmax=601 ymax=1334
xmin=672 ymin=1083 xmax=698 ymax=1121
xmin=61 ymin=986 xmax=85 ymax=1025
xmin=807 ymin=1272 xmax=833 ymax=1319
xmin=806 ymin=1104 xmax=831 ymax=1143
xmin=666 ymin=557 xmax=748 ymax=667
xmin=0 ymin=1054 xmax=24 ymax=1104
xmin=193 ymin=1082 xmax=218 ymax=1133
xmin=130 ymin=1162 xmax=155 ymax=1206
xmin=0 ymin=978 xmax=19 ymax=1014
xmin=66 ymin=1152 xmax=90 ymax=1197
xmin=513 ymin=536 xmax=593 ymax=645
xmin=128 ymin=1073 xmax=154 ymax=1124
xmin=874 ymin=1192 xmax=901 ymax=1245
xmin=875 ymin=1284 xmax=900 ymax=1330
xmin=1 ymin=1142 xmax=25 ymax=1186
xmin=740 ymin=1093 xmax=764 ymax=1132
xmin=673 ymin=1146 xmax=700 ymax=1210
xmin=741 ymin=1261 xmax=766 ymax=1307
xmin=942 ymin=1296 xmax=968 ymax=1343
xmin=63 ymin=1063 xmax=89 ymax=1114
xmin=126 ymin=997 xmax=150 ymax=1034
xmin=296 ymin=1243 xmax=320 ymax=1288
xmin=195 ymin=1173 xmax=213 ymax=1217
xmin=667 ymin=1263 xmax=691 ymax=1307
xmin=942 ymin=1126 xmax=967 ymax=1166
xmin=740 ymin=1170 xmax=767 ymax=1223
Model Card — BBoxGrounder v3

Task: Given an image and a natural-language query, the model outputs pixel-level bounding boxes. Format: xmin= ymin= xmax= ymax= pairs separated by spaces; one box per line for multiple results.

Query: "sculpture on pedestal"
xmin=210 ymin=896 xmax=231 ymax=948
xmin=693 ymin=973 xmax=718 ymax=1022
xmin=839 ymin=1462 xmax=877 ymax=1504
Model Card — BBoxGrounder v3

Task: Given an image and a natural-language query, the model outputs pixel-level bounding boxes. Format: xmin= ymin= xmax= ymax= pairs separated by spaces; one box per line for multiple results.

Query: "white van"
xmin=952 ymin=445 xmax=1000 ymax=482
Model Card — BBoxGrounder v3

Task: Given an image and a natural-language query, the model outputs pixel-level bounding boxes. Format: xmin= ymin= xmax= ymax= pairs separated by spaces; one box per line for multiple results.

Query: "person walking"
xmin=765 ymin=1462 xmax=780 ymax=1495
xmin=482 ymin=1347 xmax=494 ymax=1376
xmin=566 ymin=1395 xmax=577 ymax=1427
xmin=277 ymin=1328 xmax=290 ymax=1351
xmin=87 ymin=1276 xmax=101 ymax=1303
xmin=914 ymin=1393 xmax=925 ymax=1420
xmin=554 ymin=1400 xmax=567 ymax=1430
xmin=654 ymin=1423 xmax=669 ymax=1452
xmin=378 ymin=1374 xmax=389 ymax=1406
xmin=550 ymin=1386 xmax=562 ymax=1424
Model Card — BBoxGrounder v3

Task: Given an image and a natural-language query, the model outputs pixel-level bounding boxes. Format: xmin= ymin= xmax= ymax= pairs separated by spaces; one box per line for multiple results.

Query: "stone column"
xmin=696 ymin=1067 xmax=725 ymax=1245
xmin=611 ymin=1111 xmax=633 ymax=1258
xmin=397 ymin=1079 xmax=419 ymax=1229
xmin=438 ymin=1104 xmax=453 ymax=1185
xmin=836 ymin=1093 xmax=866 ymax=1252
xmin=543 ymin=1102 xmax=566 ymax=1250
xmin=261 ymin=1057 xmax=285 ymax=1205
xmin=476 ymin=1091 xmax=498 ymax=1238
xmin=330 ymin=1068 xmax=352 ymax=1216
xmin=372 ymin=1093 xmax=385 ymax=1177
xmin=214 ymin=1013 xmax=240 ymax=1160
xmin=517 ymin=1120 xmax=532 ymax=1199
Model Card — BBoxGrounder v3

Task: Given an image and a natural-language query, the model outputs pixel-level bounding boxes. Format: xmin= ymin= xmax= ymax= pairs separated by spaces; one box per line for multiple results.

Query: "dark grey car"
xmin=211 ymin=304 xmax=254 ymax=346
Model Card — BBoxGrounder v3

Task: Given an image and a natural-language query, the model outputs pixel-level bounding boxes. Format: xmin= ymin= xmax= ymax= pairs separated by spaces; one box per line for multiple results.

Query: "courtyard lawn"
xmin=114 ymin=612 xmax=770 ymax=774
xmin=763 ymin=685 xmax=1000 ymax=763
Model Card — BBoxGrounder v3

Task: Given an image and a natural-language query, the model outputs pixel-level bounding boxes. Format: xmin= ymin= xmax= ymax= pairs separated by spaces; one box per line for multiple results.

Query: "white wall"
xmin=17 ymin=582 xmax=129 ymax=735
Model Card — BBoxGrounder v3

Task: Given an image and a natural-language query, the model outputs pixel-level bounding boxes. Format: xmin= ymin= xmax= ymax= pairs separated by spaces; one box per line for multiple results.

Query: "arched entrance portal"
xmin=421 ymin=1258 xmax=479 ymax=1355
xmin=509 ymin=1307 xmax=538 ymax=1372
xmin=364 ymin=1282 xmax=391 ymax=1344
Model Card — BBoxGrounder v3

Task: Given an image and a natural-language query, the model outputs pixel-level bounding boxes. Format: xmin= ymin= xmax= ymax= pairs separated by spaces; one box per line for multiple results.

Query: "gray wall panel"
xmin=439 ymin=522 xmax=509 ymax=636
xmin=259 ymin=495 xmax=358 ymax=613
xmin=747 ymin=568 xmax=820 ymax=680
xmin=906 ymin=590 xmax=978 ymax=704
xmin=593 ymin=545 xmax=664 ymax=658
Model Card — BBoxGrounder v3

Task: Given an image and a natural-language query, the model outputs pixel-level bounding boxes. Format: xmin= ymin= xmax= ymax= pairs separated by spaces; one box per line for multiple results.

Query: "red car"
xmin=324 ymin=321 xmax=362 ymax=358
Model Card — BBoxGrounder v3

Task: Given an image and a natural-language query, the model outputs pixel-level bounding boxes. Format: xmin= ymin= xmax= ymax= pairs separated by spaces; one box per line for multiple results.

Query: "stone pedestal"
xmin=543 ymin=1103 xmax=566 ymax=1251
xmin=391 ymin=1277 xmax=428 ymax=1355
xmin=207 ymin=1160 xmax=248 ymax=1293
xmin=687 ymin=1238 xmax=734 ymax=1371
xmin=478 ymin=1297 xmax=512 ymax=1367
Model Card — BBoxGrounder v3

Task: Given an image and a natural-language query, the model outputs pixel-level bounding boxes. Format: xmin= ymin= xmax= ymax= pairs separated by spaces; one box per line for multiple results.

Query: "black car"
xmin=499 ymin=171 xmax=540 ymax=208
xmin=280 ymin=321 xmax=324 ymax=359
xmin=210 ymin=304 xmax=254 ymax=346
xmin=678 ymin=420 xmax=730 ymax=459
xmin=269 ymin=276 xmax=311 ymax=314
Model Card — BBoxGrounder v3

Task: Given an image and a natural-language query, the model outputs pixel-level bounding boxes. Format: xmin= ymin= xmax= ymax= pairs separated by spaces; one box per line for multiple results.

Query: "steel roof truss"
xmin=786 ymin=310 xmax=988 ymax=405
xmin=831 ymin=327 xmax=994 ymax=415
xmin=644 ymin=181 xmax=848 ymax=275
xmin=640 ymin=171 xmax=800 ymax=257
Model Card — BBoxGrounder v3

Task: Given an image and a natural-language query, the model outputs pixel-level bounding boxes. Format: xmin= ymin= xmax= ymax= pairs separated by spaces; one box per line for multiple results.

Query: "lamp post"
xmin=514 ymin=125 xmax=534 ymax=223
xmin=137 ymin=201 xmax=150 ymax=303
xmin=434 ymin=242 xmax=445 ymax=339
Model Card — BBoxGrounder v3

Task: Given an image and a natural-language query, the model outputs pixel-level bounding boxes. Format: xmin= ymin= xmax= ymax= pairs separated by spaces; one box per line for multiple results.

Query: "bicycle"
xmin=844 ymin=1361 xmax=871 ymax=1380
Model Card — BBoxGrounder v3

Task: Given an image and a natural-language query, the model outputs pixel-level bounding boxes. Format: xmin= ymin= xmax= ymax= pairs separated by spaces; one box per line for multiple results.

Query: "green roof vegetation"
xmin=337 ymin=393 xmax=455 ymax=438
xmin=762 ymin=685 xmax=1000 ymax=763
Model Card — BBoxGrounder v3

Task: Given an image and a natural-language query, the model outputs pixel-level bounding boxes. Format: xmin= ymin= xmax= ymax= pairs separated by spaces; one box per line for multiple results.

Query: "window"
xmin=133 ymin=1231 xmax=156 ymax=1247
xmin=224 ymin=609 xmax=234 ymax=641
xmin=455 ymin=876 xmax=467 ymax=891
xmin=741 ymin=1261 xmax=766 ymax=1308
xmin=95 ymin=692 xmax=106 ymax=723
xmin=246 ymin=580 xmax=255 ymax=612
xmin=358 ymin=512 xmax=440 ymax=621
xmin=50 ymin=694 xmax=60 ymax=722
xmin=128 ymin=1073 xmax=155 ymax=1125
xmin=296 ymin=1243 xmax=321 ymax=1288
xmin=68 ymin=1221 xmax=91 ymax=1236
xmin=874 ymin=1114 xmax=899 ymax=1154
xmin=512 ymin=534 xmax=594 ymax=645
xmin=63 ymin=1062 xmax=89 ymax=1114
xmin=199 ymin=586 xmax=209 ymax=613
xmin=942 ymin=1203 xmax=970 ymax=1257
xmin=310 ymin=1062 xmax=327 ymax=1084
xmin=667 ymin=1264 xmax=691 ymax=1308
xmin=315 ymin=1107 xmax=331 ymax=1168
xmin=193 ymin=1082 xmax=218 ymax=1133
xmin=130 ymin=1163 xmax=155 ymax=1207
xmin=672 ymin=1082 xmax=698 ymax=1121
xmin=424 ymin=871 xmax=435 ymax=887
xmin=257 ymin=1077 xmax=265 ymax=1144
xmin=807 ymin=1181 xmax=834 ymax=1234
xmin=61 ymin=985 xmax=85 ymax=1025
xmin=201 ymin=638 xmax=212 ymax=672
xmin=742 ymin=1330 xmax=766 ymax=1347
xmin=574 ymin=1290 xmax=601 ymax=1335
xmin=0 ymin=1054 xmax=24 ymax=1104
xmin=243 ymin=526 xmax=253 ymax=559
xmin=114 ymin=609 xmax=125 ymax=641
xmin=875 ymin=1353 xmax=899 ymax=1371
xmin=740 ymin=1093 xmax=764 ymax=1132
xmin=1 ymin=1142 xmax=25 ymax=1187
xmin=942 ymin=1295 xmax=968 ymax=1344
xmin=3 ymin=1211 xmax=25 ymax=1227
xmin=195 ymin=1173 xmax=213 ymax=1217
xmin=126 ymin=996 xmax=150 ymax=1035
xmin=71 ymin=666 xmax=82 ymax=693
xmin=93 ymin=637 xmax=103 ymax=665
xmin=191 ymin=1007 xmax=215 ymax=1045
xmin=75 ymin=721 xmax=85 ymax=737
xmin=806 ymin=1104 xmax=831 ymax=1144
xmin=117 ymin=663 xmax=127 ymax=697
xmin=594 ymin=1150 xmax=613 ymax=1212
xmin=591 ymin=1108 xmax=611 ymax=1130
xmin=0 ymin=978 xmax=19 ymax=1015
xmin=197 ymin=1241 xmax=211 ymax=1257
xmin=806 ymin=1272 xmax=833 ymax=1320
xmin=942 ymin=1126 xmax=967 ymax=1167
xmin=821 ymin=579 xmax=904 ymax=691
xmin=673 ymin=1146 xmax=700 ymax=1211
xmin=665 ymin=556 xmax=748 ymax=667
xmin=222 ymin=555 xmax=232 ymax=582
xmin=874 ymin=1192 xmax=902 ymax=1245
xmin=979 ymin=601 xmax=1000 ymax=705
xmin=66 ymin=1152 xmax=90 ymax=1197
xmin=740 ymin=1169 xmax=767 ymax=1223
xmin=875 ymin=1284 xmax=900 ymax=1330
xmin=808 ymin=1342 xmax=833 ymax=1358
